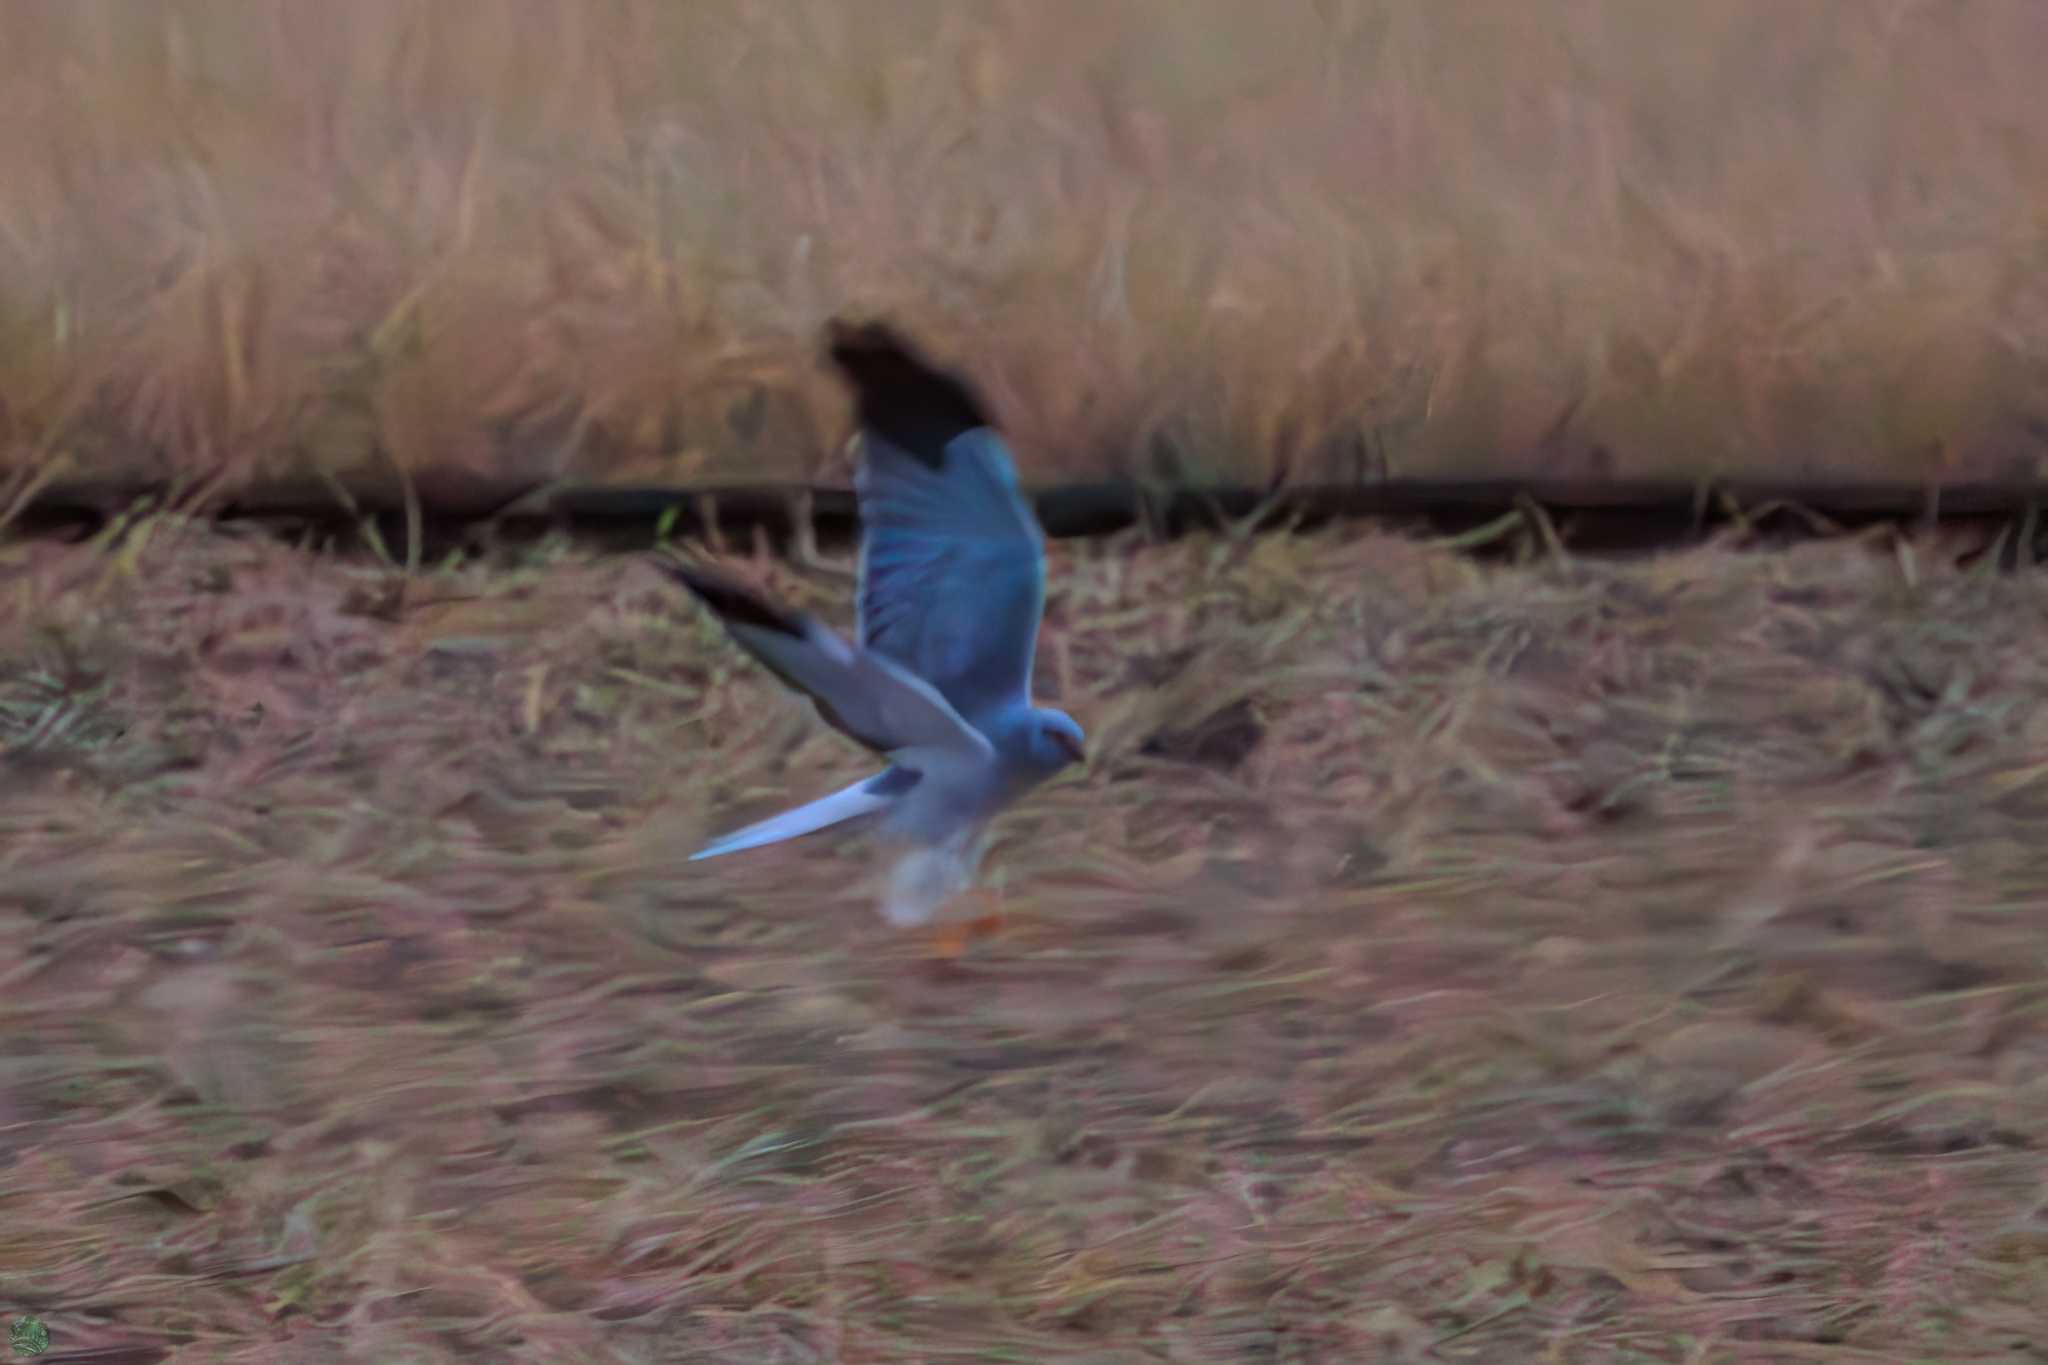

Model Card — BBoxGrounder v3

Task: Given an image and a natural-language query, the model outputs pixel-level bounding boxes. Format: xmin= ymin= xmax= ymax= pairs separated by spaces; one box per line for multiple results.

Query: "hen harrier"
xmin=655 ymin=320 xmax=1083 ymax=952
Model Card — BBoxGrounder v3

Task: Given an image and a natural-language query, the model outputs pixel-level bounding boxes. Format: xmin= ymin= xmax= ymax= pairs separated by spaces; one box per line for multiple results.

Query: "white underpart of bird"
xmin=655 ymin=319 xmax=1086 ymax=927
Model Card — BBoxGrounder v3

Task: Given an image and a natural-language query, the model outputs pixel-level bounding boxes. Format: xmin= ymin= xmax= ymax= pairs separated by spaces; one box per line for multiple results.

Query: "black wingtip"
xmin=823 ymin=317 xmax=994 ymax=466
xmin=648 ymin=557 xmax=804 ymax=639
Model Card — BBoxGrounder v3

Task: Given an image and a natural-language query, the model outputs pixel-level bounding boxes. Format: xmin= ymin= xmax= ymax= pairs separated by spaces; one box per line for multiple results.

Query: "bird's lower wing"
xmin=653 ymin=558 xmax=994 ymax=765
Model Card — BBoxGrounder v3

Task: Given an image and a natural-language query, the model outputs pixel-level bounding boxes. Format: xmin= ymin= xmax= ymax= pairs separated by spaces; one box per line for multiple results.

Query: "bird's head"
xmin=1028 ymin=707 xmax=1087 ymax=773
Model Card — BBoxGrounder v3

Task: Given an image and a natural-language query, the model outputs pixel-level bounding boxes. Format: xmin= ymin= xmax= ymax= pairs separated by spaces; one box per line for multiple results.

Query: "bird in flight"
xmin=654 ymin=319 xmax=1085 ymax=953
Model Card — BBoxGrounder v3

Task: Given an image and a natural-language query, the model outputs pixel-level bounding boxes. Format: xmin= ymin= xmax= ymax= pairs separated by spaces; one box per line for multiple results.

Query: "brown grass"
xmin=3 ymin=1 xmax=2048 ymax=506
xmin=3 ymin=515 xmax=2048 ymax=1360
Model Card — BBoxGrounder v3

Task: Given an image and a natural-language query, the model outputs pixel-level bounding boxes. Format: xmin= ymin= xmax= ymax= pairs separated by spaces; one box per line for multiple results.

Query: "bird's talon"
xmin=931 ymin=923 xmax=972 ymax=960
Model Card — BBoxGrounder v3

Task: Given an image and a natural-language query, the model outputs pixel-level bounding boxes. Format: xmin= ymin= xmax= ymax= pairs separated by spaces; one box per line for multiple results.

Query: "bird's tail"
xmin=689 ymin=772 xmax=903 ymax=861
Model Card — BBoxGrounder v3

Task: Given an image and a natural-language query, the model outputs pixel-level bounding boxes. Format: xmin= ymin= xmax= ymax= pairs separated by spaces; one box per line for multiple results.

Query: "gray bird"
xmin=655 ymin=320 xmax=1085 ymax=938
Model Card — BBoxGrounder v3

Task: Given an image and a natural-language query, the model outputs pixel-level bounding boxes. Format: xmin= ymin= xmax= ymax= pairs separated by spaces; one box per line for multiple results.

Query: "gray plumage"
xmin=657 ymin=320 xmax=1084 ymax=926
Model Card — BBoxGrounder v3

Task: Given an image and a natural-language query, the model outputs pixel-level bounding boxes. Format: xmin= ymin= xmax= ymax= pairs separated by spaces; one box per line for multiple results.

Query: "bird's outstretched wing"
xmin=653 ymin=558 xmax=994 ymax=768
xmin=826 ymin=320 xmax=1047 ymax=725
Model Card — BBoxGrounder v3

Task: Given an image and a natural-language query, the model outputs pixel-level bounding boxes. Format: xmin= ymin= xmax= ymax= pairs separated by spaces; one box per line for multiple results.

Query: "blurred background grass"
xmin=2 ymin=0 xmax=2046 ymax=509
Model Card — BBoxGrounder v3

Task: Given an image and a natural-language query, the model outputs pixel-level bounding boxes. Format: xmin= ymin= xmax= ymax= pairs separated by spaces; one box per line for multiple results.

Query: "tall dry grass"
xmin=1 ymin=0 xmax=2045 ymax=507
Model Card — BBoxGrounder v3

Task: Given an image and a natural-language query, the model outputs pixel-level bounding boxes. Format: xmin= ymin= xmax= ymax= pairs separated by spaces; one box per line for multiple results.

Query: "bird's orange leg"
xmin=930 ymin=919 xmax=972 ymax=960
xmin=964 ymin=886 xmax=1007 ymax=942
xmin=927 ymin=887 xmax=1008 ymax=959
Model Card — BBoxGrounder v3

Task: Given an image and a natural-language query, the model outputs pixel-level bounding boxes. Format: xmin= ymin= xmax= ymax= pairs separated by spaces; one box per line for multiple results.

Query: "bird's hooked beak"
xmin=1053 ymin=729 xmax=1087 ymax=766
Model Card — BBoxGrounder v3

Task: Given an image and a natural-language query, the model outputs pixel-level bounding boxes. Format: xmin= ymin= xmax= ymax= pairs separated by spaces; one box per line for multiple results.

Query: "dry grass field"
xmin=4 ymin=514 xmax=2048 ymax=1360
xmin=2 ymin=1 xmax=2048 ymax=505
xmin=7 ymin=6 xmax=2048 ymax=1359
